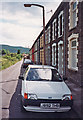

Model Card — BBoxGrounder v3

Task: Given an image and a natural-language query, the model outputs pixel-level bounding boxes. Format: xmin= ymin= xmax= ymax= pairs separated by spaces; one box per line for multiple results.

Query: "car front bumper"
xmin=23 ymin=105 xmax=71 ymax=112
xmin=22 ymin=97 xmax=73 ymax=112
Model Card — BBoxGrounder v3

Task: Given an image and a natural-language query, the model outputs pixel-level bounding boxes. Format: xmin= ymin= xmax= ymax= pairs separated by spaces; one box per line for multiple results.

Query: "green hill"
xmin=0 ymin=44 xmax=30 ymax=54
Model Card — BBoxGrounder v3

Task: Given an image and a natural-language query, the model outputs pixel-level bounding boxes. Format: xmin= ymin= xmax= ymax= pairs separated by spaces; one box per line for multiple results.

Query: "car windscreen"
xmin=26 ymin=68 xmax=62 ymax=82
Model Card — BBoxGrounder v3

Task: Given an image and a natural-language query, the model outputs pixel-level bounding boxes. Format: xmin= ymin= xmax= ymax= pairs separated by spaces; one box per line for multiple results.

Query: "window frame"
xmin=58 ymin=11 xmax=63 ymax=38
xmin=72 ymin=2 xmax=77 ymax=27
xmin=69 ymin=0 xmax=78 ymax=30
xmin=52 ymin=19 xmax=56 ymax=41
xmin=52 ymin=43 xmax=56 ymax=66
xmin=48 ymin=26 xmax=51 ymax=43
xmin=71 ymin=39 xmax=77 ymax=69
xmin=68 ymin=34 xmax=78 ymax=71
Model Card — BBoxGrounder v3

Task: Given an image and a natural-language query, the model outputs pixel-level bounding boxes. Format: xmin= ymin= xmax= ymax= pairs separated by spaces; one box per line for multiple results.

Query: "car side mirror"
xmin=19 ymin=75 xmax=24 ymax=80
xmin=63 ymin=76 xmax=67 ymax=81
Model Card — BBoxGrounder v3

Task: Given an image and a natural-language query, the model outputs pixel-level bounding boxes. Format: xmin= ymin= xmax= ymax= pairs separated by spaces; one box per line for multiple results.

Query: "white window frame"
xmin=52 ymin=19 xmax=56 ymax=41
xmin=69 ymin=0 xmax=78 ymax=29
xmin=48 ymin=26 xmax=50 ymax=43
xmin=35 ymin=42 xmax=37 ymax=51
xmin=58 ymin=11 xmax=63 ymax=38
xmin=48 ymin=46 xmax=50 ymax=65
xmin=35 ymin=51 xmax=37 ymax=62
xmin=45 ymin=30 xmax=47 ymax=44
xmin=52 ymin=43 xmax=56 ymax=66
xmin=71 ymin=39 xmax=77 ymax=68
xmin=68 ymin=34 xmax=78 ymax=71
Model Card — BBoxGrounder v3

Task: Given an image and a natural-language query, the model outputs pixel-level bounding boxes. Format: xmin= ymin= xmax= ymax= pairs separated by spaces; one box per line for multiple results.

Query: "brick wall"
xmin=65 ymin=2 xmax=82 ymax=86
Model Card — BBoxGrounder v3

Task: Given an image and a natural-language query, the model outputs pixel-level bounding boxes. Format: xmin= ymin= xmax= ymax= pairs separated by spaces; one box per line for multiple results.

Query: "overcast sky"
xmin=0 ymin=0 xmax=62 ymax=48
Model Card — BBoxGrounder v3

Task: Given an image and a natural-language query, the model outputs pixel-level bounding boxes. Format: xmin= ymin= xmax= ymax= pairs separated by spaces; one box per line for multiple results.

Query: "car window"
xmin=26 ymin=68 xmax=62 ymax=82
xmin=24 ymin=59 xmax=31 ymax=63
xmin=29 ymin=62 xmax=33 ymax=64
xmin=52 ymin=69 xmax=62 ymax=81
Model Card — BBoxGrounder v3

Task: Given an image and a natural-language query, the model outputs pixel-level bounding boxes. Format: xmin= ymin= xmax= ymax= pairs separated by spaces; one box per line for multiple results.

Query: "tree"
xmin=2 ymin=49 xmax=6 ymax=55
xmin=17 ymin=49 xmax=20 ymax=54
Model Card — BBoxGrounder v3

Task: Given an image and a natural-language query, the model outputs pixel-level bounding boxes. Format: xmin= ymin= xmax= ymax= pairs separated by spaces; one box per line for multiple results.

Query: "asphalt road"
xmin=1 ymin=60 xmax=80 ymax=119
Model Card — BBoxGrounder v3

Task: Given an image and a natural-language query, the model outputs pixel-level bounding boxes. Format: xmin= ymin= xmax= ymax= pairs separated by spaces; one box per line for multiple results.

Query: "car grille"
xmin=23 ymin=98 xmax=73 ymax=107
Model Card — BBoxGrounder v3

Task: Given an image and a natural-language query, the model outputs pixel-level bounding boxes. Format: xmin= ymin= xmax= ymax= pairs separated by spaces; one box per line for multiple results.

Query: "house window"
xmin=53 ymin=46 xmax=55 ymax=65
xmin=52 ymin=43 xmax=56 ymax=66
xmin=69 ymin=1 xmax=78 ymax=29
xmin=71 ymin=39 xmax=77 ymax=68
xmin=72 ymin=2 xmax=77 ymax=27
xmin=48 ymin=46 xmax=50 ymax=65
xmin=45 ymin=47 xmax=48 ymax=64
xmin=58 ymin=11 xmax=63 ymax=37
xmin=48 ymin=27 xmax=50 ymax=43
xmin=68 ymin=34 xmax=78 ymax=71
xmin=60 ymin=15 xmax=62 ymax=36
xmin=45 ymin=30 xmax=47 ymax=44
xmin=45 ymin=46 xmax=50 ymax=65
xmin=52 ymin=19 xmax=56 ymax=40
xmin=45 ymin=27 xmax=50 ymax=44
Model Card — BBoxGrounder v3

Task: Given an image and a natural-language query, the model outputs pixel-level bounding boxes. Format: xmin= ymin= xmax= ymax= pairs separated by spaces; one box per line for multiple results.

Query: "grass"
xmin=0 ymin=53 xmax=22 ymax=71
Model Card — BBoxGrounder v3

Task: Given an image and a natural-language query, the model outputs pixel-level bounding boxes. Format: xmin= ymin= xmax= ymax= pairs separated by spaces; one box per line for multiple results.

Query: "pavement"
xmin=0 ymin=60 xmax=23 ymax=119
xmin=65 ymin=79 xmax=83 ymax=119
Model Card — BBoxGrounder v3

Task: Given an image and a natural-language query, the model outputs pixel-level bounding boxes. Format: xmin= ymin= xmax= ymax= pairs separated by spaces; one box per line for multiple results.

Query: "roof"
xmin=28 ymin=64 xmax=57 ymax=70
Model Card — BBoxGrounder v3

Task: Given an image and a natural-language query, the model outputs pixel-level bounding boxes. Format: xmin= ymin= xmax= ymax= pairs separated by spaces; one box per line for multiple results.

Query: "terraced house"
xmin=29 ymin=0 xmax=83 ymax=86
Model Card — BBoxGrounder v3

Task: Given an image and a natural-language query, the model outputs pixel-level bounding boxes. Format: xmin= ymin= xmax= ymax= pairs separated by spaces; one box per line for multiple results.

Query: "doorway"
xmin=58 ymin=41 xmax=63 ymax=75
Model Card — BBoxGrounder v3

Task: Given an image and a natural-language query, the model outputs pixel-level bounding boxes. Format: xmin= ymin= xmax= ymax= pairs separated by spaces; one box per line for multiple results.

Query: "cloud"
xmin=0 ymin=1 xmax=62 ymax=48
xmin=0 ymin=21 xmax=42 ymax=47
xmin=0 ymin=2 xmax=43 ymax=47
xmin=0 ymin=9 xmax=42 ymax=27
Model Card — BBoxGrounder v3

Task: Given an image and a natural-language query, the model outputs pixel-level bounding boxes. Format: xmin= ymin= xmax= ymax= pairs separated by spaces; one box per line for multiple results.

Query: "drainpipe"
xmin=63 ymin=5 xmax=66 ymax=76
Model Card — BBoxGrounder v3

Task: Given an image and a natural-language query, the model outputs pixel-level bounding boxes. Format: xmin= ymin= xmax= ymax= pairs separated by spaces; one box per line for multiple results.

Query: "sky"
xmin=0 ymin=0 xmax=62 ymax=48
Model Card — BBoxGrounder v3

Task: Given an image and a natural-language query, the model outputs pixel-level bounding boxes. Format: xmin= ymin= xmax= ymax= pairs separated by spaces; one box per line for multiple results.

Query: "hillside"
xmin=0 ymin=44 xmax=30 ymax=54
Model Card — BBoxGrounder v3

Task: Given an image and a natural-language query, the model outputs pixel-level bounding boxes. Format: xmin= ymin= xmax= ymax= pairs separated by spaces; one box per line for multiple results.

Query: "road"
xmin=0 ymin=60 xmax=80 ymax=119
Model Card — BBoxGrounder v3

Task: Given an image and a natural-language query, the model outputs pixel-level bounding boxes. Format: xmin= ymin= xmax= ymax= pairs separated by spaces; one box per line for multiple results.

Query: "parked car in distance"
xmin=23 ymin=59 xmax=33 ymax=68
xmin=20 ymin=65 xmax=73 ymax=112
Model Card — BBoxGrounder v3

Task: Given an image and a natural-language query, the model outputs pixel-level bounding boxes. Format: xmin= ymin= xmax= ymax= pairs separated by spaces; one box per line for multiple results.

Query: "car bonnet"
xmin=25 ymin=81 xmax=71 ymax=99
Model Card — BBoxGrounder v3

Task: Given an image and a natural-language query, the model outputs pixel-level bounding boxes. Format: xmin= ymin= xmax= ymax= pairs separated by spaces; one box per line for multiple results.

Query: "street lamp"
xmin=24 ymin=4 xmax=46 ymax=65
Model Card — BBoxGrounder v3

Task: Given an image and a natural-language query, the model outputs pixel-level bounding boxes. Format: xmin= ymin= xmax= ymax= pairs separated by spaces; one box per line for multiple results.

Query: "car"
xmin=19 ymin=65 xmax=73 ymax=112
xmin=23 ymin=59 xmax=33 ymax=68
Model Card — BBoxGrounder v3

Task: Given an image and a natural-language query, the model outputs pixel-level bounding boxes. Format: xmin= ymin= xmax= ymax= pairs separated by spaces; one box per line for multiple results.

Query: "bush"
xmin=3 ymin=55 xmax=11 ymax=60
xmin=11 ymin=57 xmax=16 ymax=61
xmin=16 ymin=54 xmax=22 ymax=60
xmin=0 ymin=53 xmax=22 ymax=71
xmin=10 ymin=53 xmax=17 ymax=57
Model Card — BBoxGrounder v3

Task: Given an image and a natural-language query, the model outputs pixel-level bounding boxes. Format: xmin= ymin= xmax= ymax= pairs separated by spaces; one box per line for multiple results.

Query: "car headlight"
xmin=24 ymin=93 xmax=37 ymax=100
xmin=62 ymin=94 xmax=72 ymax=100
xmin=28 ymin=94 xmax=38 ymax=100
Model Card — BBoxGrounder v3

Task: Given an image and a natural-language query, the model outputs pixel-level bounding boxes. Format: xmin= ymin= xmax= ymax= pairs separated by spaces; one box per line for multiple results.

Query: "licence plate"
xmin=40 ymin=103 xmax=60 ymax=109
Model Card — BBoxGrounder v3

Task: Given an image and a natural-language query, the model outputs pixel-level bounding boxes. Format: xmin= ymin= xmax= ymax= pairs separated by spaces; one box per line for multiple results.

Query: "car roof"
xmin=28 ymin=64 xmax=57 ymax=70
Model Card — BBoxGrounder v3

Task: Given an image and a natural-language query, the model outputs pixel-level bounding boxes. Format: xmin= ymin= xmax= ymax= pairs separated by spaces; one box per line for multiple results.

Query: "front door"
xmin=58 ymin=44 xmax=63 ymax=75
